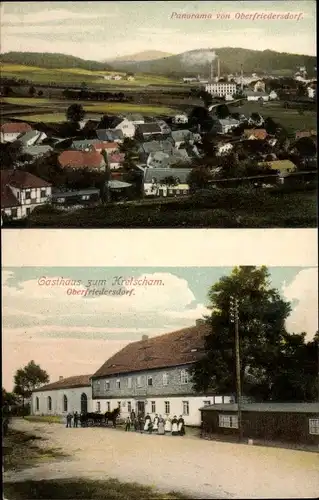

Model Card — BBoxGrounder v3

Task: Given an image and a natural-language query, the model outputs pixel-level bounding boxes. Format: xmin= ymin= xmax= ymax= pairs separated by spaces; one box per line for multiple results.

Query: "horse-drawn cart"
xmin=80 ymin=408 xmax=120 ymax=428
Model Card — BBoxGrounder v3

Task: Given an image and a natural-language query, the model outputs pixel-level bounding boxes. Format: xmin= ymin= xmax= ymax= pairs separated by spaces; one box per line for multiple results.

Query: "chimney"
xmin=142 ymin=335 xmax=149 ymax=341
xmin=217 ymin=57 xmax=220 ymax=81
xmin=210 ymin=61 xmax=214 ymax=82
xmin=59 ymin=376 xmax=63 ymax=380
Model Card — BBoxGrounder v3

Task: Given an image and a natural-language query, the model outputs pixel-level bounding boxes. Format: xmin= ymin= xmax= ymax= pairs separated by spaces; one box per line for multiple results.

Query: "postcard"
xmin=0 ymin=0 xmax=317 ymax=228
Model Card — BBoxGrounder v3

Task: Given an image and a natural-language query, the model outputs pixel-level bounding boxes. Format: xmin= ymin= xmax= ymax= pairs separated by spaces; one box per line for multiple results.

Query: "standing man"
xmin=66 ymin=412 xmax=72 ymax=428
xmin=73 ymin=411 xmax=79 ymax=428
xmin=178 ymin=415 xmax=185 ymax=436
xmin=125 ymin=415 xmax=131 ymax=431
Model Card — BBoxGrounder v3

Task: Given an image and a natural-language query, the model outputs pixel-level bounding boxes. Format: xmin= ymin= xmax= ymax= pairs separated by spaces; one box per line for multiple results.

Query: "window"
xmin=36 ymin=397 xmax=39 ymax=411
xmin=162 ymin=373 xmax=168 ymax=386
xmin=164 ymin=401 xmax=170 ymax=414
xmin=47 ymin=396 xmax=52 ymax=411
xmin=127 ymin=377 xmax=132 ymax=389
xmin=82 ymin=195 xmax=90 ymax=201
xmin=11 ymin=208 xmax=17 ymax=218
xmin=147 ymin=376 xmax=153 ymax=386
xmin=63 ymin=395 xmax=68 ymax=412
xmin=96 ymin=402 xmax=101 ymax=412
xmin=127 ymin=401 xmax=131 ymax=413
xmin=309 ymin=419 xmax=319 ymax=435
xmin=57 ymin=197 xmax=65 ymax=203
xmin=116 ymin=379 xmax=121 ymax=389
xmin=17 ymin=191 xmax=20 ymax=200
xmin=40 ymin=189 xmax=46 ymax=198
xmin=137 ymin=376 xmax=143 ymax=387
xmin=182 ymin=401 xmax=189 ymax=416
xmin=26 ymin=207 xmax=31 ymax=216
xmin=107 ymin=402 xmax=110 ymax=412
xmin=176 ymin=189 xmax=180 ymax=194
xmin=203 ymin=400 xmax=211 ymax=406
xmin=25 ymin=190 xmax=31 ymax=200
xmin=180 ymin=369 xmax=189 ymax=385
xmin=151 ymin=401 xmax=156 ymax=413
xmin=219 ymin=414 xmax=238 ymax=429
xmin=105 ymin=380 xmax=110 ymax=390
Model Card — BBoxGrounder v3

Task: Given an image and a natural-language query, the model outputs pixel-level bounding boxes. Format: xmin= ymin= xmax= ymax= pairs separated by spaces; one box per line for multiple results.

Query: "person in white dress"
xmin=171 ymin=415 xmax=179 ymax=435
xmin=158 ymin=415 xmax=165 ymax=435
xmin=164 ymin=415 xmax=172 ymax=434
xmin=152 ymin=414 xmax=159 ymax=433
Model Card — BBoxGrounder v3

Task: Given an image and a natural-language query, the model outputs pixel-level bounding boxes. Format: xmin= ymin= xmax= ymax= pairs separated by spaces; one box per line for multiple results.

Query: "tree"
xmin=37 ymin=90 xmax=43 ymax=97
xmin=190 ymin=266 xmax=299 ymax=401
xmin=66 ymin=103 xmax=85 ymax=124
xmin=28 ymin=86 xmax=36 ymax=97
xmin=198 ymin=90 xmax=213 ymax=108
xmin=293 ymin=137 xmax=317 ymax=157
xmin=187 ymin=167 xmax=212 ymax=192
xmin=13 ymin=360 xmax=49 ymax=410
xmin=215 ymin=104 xmax=230 ymax=119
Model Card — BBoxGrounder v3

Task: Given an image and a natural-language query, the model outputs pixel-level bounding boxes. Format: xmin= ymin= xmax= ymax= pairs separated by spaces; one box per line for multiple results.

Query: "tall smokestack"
xmin=217 ymin=57 xmax=220 ymax=81
xmin=241 ymin=64 xmax=244 ymax=91
xmin=210 ymin=61 xmax=214 ymax=82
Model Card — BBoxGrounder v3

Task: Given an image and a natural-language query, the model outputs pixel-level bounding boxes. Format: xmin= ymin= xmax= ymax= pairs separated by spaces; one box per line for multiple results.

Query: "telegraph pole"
xmin=230 ymin=295 xmax=243 ymax=442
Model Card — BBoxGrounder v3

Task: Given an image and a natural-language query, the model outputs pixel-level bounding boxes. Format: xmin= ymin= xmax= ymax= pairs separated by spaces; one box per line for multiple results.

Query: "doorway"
xmin=137 ymin=401 xmax=145 ymax=416
xmin=81 ymin=393 xmax=88 ymax=413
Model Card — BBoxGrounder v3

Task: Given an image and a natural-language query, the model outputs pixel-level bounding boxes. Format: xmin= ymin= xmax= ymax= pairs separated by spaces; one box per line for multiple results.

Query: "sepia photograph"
xmin=2 ymin=263 xmax=319 ymax=499
xmin=0 ymin=0 xmax=317 ymax=228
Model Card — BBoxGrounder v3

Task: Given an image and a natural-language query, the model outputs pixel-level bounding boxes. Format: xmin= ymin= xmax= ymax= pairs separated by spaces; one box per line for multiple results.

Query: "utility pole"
xmin=230 ymin=295 xmax=243 ymax=442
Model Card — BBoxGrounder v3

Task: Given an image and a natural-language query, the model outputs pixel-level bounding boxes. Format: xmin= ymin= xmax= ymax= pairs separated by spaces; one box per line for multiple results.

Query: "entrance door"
xmin=137 ymin=401 xmax=145 ymax=416
xmin=81 ymin=393 xmax=88 ymax=414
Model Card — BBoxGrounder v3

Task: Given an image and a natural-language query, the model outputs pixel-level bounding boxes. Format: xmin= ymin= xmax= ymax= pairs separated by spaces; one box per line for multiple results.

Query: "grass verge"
xmin=24 ymin=415 xmax=63 ymax=424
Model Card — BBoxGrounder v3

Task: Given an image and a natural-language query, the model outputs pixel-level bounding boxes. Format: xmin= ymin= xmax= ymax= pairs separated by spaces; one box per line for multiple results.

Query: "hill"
xmin=110 ymin=47 xmax=317 ymax=77
xmin=0 ymin=52 xmax=112 ymax=71
xmin=110 ymin=50 xmax=173 ymax=62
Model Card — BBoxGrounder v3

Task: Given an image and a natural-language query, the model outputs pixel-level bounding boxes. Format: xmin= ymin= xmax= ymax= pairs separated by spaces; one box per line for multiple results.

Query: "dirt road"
xmin=4 ymin=419 xmax=319 ymax=499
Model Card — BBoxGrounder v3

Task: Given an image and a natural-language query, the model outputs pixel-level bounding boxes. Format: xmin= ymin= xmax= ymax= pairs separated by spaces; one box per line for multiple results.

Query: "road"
xmin=3 ymin=419 xmax=319 ymax=499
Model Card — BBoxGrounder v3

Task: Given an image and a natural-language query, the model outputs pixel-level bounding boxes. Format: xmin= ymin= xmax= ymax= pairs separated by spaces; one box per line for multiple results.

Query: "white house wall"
xmin=31 ymin=386 xmax=92 ymax=416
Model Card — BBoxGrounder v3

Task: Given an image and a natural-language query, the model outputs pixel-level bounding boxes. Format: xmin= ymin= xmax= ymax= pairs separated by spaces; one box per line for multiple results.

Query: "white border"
xmin=2 ymin=229 xmax=318 ymax=267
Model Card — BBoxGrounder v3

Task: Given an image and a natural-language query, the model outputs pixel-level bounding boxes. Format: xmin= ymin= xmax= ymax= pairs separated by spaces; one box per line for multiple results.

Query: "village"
xmin=0 ymin=63 xmax=317 ymax=227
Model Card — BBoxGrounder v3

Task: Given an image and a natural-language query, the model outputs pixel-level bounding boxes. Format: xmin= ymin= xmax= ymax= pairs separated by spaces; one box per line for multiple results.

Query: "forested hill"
xmin=111 ymin=47 xmax=317 ymax=77
xmin=0 ymin=52 xmax=112 ymax=71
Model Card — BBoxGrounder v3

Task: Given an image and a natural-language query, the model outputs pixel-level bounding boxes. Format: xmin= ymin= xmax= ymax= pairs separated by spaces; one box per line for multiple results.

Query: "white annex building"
xmin=205 ymin=82 xmax=237 ymax=98
xmin=31 ymin=375 xmax=92 ymax=416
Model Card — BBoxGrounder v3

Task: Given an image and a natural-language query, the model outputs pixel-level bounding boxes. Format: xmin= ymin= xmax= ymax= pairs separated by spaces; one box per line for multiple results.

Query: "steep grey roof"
xmin=23 ymin=145 xmax=53 ymax=156
xmin=125 ymin=113 xmax=144 ymax=122
xmin=144 ymin=167 xmax=192 ymax=184
xmin=140 ymin=140 xmax=174 ymax=155
xmin=17 ymin=130 xmax=42 ymax=144
xmin=199 ymin=402 xmax=319 ymax=413
xmin=171 ymin=130 xmax=193 ymax=142
xmin=96 ymin=129 xmax=124 ymax=141
xmin=137 ymin=123 xmax=162 ymax=134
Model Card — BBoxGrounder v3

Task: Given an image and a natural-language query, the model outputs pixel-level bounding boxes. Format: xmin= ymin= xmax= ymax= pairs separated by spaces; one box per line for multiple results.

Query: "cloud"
xmin=1 ymin=8 xmax=117 ymax=26
xmin=282 ymin=268 xmax=318 ymax=341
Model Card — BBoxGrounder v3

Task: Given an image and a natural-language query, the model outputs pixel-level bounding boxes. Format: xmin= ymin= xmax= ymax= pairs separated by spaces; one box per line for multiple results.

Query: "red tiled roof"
xmin=295 ymin=130 xmax=317 ymax=139
xmin=1 ymin=122 xmax=32 ymax=134
xmin=58 ymin=150 xmax=105 ymax=169
xmin=109 ymin=153 xmax=125 ymax=163
xmin=1 ymin=169 xmax=51 ymax=191
xmin=243 ymin=129 xmax=268 ymax=140
xmin=92 ymin=323 xmax=210 ymax=378
xmin=33 ymin=374 xmax=92 ymax=392
xmin=1 ymin=184 xmax=20 ymax=208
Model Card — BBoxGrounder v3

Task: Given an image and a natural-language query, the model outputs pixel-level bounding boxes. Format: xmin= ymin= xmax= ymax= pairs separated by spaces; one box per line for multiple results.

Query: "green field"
xmin=235 ymin=101 xmax=317 ymax=134
xmin=1 ymin=63 xmax=178 ymax=87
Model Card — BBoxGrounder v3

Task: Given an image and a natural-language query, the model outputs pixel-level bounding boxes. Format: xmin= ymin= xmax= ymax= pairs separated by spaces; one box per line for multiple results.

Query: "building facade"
xmin=31 ymin=375 xmax=93 ymax=416
xmin=205 ymin=82 xmax=237 ymax=97
xmin=91 ymin=322 xmax=233 ymax=426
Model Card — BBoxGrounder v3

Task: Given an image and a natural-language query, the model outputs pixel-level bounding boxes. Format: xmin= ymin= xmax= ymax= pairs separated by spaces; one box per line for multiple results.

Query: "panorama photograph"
xmin=2 ymin=265 xmax=319 ymax=499
xmin=0 ymin=1 xmax=317 ymax=228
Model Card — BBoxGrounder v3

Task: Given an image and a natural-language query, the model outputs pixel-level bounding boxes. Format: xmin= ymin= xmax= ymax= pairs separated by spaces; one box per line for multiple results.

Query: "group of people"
xmin=125 ymin=411 xmax=186 ymax=436
xmin=66 ymin=411 xmax=80 ymax=428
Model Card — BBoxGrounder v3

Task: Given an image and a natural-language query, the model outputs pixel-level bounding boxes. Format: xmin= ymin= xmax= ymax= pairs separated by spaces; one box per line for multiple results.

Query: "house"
xmin=171 ymin=130 xmax=194 ymax=148
xmin=100 ymin=117 xmax=135 ymax=139
xmin=138 ymin=140 xmax=174 ymax=162
xmin=213 ymin=118 xmax=240 ymax=134
xmin=17 ymin=130 xmax=47 ymax=147
xmin=58 ymin=150 xmax=106 ymax=171
xmin=113 ymin=75 xmax=122 ymax=80
xmin=135 ymin=123 xmax=163 ymax=141
xmin=269 ymin=90 xmax=279 ymax=100
xmin=127 ymin=75 xmax=135 ymax=81
xmin=205 ymin=82 xmax=237 ymax=97
xmin=144 ymin=167 xmax=192 ymax=197
xmin=216 ymin=142 xmax=234 ymax=156
xmin=147 ymin=151 xmax=171 ymax=169
xmin=1 ymin=122 xmax=32 ymax=143
xmin=124 ymin=114 xmax=145 ymax=125
xmin=253 ymin=80 xmax=266 ymax=92
xmin=295 ymin=130 xmax=317 ymax=140
xmin=258 ymin=160 xmax=297 ymax=174
xmin=23 ymin=145 xmax=53 ymax=158
xmin=51 ymin=189 xmax=100 ymax=208
xmin=96 ymin=129 xmax=124 ymax=143
xmin=172 ymin=114 xmax=188 ymax=124
xmin=157 ymin=120 xmax=171 ymax=135
xmin=200 ymin=403 xmax=319 ymax=447
xmin=91 ymin=321 xmax=232 ymax=425
xmin=1 ymin=169 xmax=52 ymax=220
xmin=72 ymin=140 xmax=119 ymax=154
xmin=108 ymin=152 xmax=125 ymax=170
xmin=243 ymin=129 xmax=268 ymax=140
xmin=244 ymin=91 xmax=269 ymax=102
xmin=31 ymin=375 xmax=93 ymax=416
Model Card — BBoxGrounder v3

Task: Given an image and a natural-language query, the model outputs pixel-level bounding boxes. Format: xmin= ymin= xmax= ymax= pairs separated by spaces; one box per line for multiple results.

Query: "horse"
xmin=80 ymin=412 xmax=102 ymax=427
xmin=104 ymin=407 xmax=120 ymax=428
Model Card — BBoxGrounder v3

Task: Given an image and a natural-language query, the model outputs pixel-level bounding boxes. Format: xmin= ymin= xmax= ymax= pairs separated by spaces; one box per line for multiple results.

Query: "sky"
xmin=2 ymin=266 xmax=318 ymax=391
xmin=0 ymin=1 xmax=316 ymax=60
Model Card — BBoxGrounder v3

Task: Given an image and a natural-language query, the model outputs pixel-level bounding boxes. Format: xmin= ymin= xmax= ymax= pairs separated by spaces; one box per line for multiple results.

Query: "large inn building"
xmin=31 ymin=321 xmax=233 ymax=426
